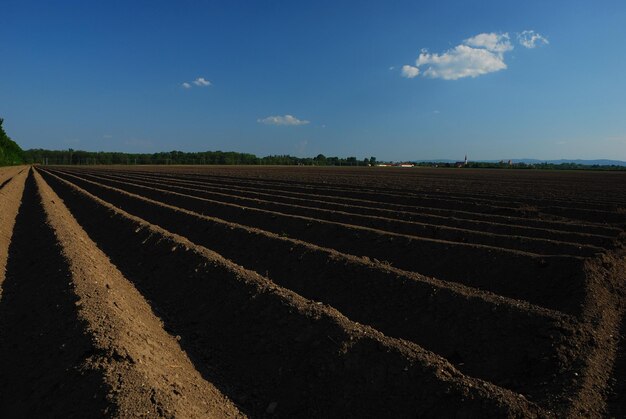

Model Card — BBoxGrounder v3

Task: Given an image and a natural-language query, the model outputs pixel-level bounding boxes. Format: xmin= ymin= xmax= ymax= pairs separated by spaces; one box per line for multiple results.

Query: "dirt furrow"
xmin=87 ymin=169 xmax=618 ymax=249
xmin=0 ymin=168 xmax=28 ymax=297
xmin=37 ymin=168 xmax=547 ymax=418
xmin=607 ymin=309 xmax=626 ymax=417
xmin=40 ymin=168 xmax=597 ymax=407
xmin=0 ymin=170 xmax=114 ymax=416
xmin=0 ymin=166 xmax=24 ymax=190
xmin=93 ymin=168 xmax=624 ymax=224
xmin=1 ymin=169 xmax=245 ymax=417
xmin=47 ymin=168 xmax=589 ymax=315
xmin=139 ymin=166 xmax=625 ymax=207
xmin=76 ymin=170 xmax=605 ymax=257
xmin=561 ymin=249 xmax=626 ymax=416
xmin=75 ymin=167 xmax=622 ymax=237
xmin=110 ymin=165 xmax=626 ymax=205
xmin=77 ymin=169 xmax=548 ymax=215
xmin=198 ymin=173 xmax=626 ymax=224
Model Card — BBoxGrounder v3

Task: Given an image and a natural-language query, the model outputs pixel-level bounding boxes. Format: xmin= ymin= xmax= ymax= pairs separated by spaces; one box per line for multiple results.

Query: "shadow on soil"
xmin=608 ymin=311 xmax=626 ymax=417
xmin=0 ymin=171 xmax=112 ymax=417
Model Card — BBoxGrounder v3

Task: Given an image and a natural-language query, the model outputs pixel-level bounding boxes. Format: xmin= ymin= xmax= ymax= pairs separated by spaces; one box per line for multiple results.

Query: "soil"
xmin=1 ymin=164 xmax=625 ymax=417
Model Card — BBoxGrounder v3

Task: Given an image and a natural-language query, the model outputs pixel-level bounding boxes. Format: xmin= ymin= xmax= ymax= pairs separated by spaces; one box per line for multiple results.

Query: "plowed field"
xmin=1 ymin=165 xmax=625 ymax=417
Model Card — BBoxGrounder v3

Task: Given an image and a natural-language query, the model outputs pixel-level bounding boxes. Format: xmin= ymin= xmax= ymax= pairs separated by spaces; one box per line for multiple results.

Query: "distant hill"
xmin=417 ymin=158 xmax=626 ymax=166
xmin=509 ymin=159 xmax=626 ymax=166
xmin=0 ymin=118 xmax=24 ymax=166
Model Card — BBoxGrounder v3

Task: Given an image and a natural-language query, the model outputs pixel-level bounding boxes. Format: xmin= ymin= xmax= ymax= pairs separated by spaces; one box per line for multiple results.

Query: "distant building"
xmin=375 ymin=162 xmax=414 ymax=167
xmin=455 ymin=154 xmax=468 ymax=167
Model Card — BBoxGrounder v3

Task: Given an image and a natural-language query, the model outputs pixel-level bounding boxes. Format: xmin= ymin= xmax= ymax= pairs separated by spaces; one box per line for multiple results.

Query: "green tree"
xmin=0 ymin=118 xmax=24 ymax=166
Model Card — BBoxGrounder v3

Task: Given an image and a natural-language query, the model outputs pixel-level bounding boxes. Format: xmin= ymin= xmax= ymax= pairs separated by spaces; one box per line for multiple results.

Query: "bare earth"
xmin=0 ymin=165 xmax=625 ymax=418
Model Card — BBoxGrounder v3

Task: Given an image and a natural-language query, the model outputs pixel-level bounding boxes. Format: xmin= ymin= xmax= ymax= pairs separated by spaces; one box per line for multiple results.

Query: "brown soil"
xmin=40 ymin=169 xmax=589 ymax=405
xmin=84 ymin=169 xmax=619 ymax=248
xmin=0 ymin=170 xmax=243 ymax=418
xmin=34 ymin=169 xmax=545 ymax=417
xmin=69 ymin=170 xmax=606 ymax=257
xmin=0 ymin=170 xmax=113 ymax=416
xmin=64 ymin=167 xmax=626 ymax=235
xmin=2 ymin=164 xmax=625 ymax=417
xmin=45 ymin=169 xmax=592 ymax=315
xmin=82 ymin=166 xmax=626 ymax=223
xmin=0 ymin=168 xmax=28 ymax=296
xmin=69 ymin=166 xmax=625 ymax=236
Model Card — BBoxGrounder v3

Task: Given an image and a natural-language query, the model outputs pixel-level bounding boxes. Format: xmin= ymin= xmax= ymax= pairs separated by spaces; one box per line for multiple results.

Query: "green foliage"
xmin=23 ymin=148 xmax=377 ymax=167
xmin=0 ymin=118 xmax=24 ymax=166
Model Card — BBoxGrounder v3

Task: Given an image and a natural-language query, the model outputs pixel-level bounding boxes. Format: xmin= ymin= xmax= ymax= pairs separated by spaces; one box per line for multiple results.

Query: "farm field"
xmin=1 ymin=165 xmax=625 ymax=417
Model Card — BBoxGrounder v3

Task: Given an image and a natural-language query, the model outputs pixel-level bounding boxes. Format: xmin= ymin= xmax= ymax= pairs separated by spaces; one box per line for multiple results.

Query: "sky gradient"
xmin=2 ymin=0 xmax=626 ymax=161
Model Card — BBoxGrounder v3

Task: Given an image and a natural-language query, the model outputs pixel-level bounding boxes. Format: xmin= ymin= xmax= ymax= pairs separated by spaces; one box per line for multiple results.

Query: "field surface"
xmin=1 ymin=165 xmax=625 ymax=417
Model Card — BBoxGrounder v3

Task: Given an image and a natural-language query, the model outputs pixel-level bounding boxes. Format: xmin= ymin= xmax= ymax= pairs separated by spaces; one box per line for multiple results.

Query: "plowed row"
xmin=1 ymin=165 xmax=625 ymax=418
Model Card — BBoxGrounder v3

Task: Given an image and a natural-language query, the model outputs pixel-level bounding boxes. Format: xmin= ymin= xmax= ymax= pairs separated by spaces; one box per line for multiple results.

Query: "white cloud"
xmin=402 ymin=32 xmax=518 ymax=80
xmin=416 ymin=44 xmax=508 ymax=80
xmin=464 ymin=33 xmax=512 ymax=53
xmin=517 ymin=30 xmax=549 ymax=48
xmin=401 ymin=65 xmax=420 ymax=78
xmin=257 ymin=115 xmax=310 ymax=126
xmin=182 ymin=77 xmax=211 ymax=89
xmin=193 ymin=77 xmax=211 ymax=86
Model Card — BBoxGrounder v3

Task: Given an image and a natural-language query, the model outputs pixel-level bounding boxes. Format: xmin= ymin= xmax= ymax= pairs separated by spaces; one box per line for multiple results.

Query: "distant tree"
xmin=313 ymin=154 xmax=327 ymax=165
xmin=0 ymin=118 xmax=24 ymax=166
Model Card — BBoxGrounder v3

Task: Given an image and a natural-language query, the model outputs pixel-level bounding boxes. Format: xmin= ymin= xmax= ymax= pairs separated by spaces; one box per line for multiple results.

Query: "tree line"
xmin=0 ymin=119 xmax=24 ymax=166
xmin=2 ymin=118 xmax=625 ymax=170
xmin=22 ymin=149 xmax=378 ymax=167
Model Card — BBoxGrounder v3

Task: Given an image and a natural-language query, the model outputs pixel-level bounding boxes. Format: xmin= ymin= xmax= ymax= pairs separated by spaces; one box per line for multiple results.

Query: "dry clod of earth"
xmin=0 ymin=164 xmax=625 ymax=418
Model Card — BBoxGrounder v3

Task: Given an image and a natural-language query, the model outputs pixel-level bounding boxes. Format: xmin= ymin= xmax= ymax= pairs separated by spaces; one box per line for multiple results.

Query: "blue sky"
xmin=2 ymin=0 xmax=626 ymax=161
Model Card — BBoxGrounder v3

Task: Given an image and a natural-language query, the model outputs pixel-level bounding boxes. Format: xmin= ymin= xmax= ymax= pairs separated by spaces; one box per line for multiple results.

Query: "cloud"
xmin=257 ymin=115 xmax=310 ymax=126
xmin=517 ymin=30 xmax=549 ymax=48
xmin=464 ymin=32 xmax=513 ymax=53
xmin=416 ymin=44 xmax=507 ymax=80
xmin=401 ymin=65 xmax=420 ymax=78
xmin=403 ymin=32 xmax=521 ymax=80
xmin=193 ymin=77 xmax=211 ymax=86
xmin=181 ymin=77 xmax=211 ymax=89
